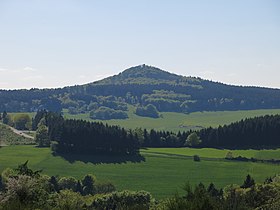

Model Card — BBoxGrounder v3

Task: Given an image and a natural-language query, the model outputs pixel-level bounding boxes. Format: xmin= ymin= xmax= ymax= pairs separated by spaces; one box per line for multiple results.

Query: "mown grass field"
xmin=63 ymin=108 xmax=280 ymax=132
xmin=1 ymin=145 xmax=280 ymax=199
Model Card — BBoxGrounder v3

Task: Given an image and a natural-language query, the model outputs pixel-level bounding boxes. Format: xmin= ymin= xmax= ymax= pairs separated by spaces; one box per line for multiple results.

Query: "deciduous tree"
xmin=185 ymin=132 xmax=201 ymax=147
xmin=35 ymin=124 xmax=50 ymax=147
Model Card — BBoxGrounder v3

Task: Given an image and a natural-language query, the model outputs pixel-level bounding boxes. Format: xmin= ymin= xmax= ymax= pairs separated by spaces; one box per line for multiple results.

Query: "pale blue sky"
xmin=0 ymin=0 xmax=279 ymax=89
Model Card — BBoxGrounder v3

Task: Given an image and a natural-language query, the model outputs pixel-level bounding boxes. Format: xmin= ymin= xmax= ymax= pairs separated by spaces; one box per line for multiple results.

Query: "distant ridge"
xmin=1 ymin=64 xmax=280 ymax=114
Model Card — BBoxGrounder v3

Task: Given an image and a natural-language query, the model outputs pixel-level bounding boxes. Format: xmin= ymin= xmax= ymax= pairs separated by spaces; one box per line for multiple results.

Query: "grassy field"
xmin=1 ymin=145 xmax=280 ymax=199
xmin=63 ymin=107 xmax=280 ymax=132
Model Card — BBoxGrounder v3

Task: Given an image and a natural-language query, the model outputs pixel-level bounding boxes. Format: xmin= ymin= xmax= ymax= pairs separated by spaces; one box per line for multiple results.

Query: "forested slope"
xmin=1 ymin=65 xmax=280 ymax=120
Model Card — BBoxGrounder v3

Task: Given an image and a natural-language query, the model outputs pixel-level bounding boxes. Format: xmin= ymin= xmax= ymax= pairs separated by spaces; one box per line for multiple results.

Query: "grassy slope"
xmin=64 ymin=107 xmax=280 ymax=132
xmin=0 ymin=123 xmax=34 ymax=145
xmin=1 ymin=146 xmax=280 ymax=199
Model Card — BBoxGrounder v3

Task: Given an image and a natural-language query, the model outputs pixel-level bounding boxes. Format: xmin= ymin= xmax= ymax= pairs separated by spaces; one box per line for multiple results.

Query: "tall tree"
xmin=35 ymin=124 xmax=50 ymax=147
xmin=241 ymin=175 xmax=255 ymax=188
xmin=82 ymin=174 xmax=96 ymax=195
xmin=2 ymin=111 xmax=9 ymax=125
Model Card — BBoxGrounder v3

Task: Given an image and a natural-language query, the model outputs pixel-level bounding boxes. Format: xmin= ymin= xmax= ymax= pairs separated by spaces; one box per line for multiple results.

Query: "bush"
xmin=91 ymin=190 xmax=153 ymax=210
xmin=81 ymin=174 xmax=96 ymax=195
xmin=135 ymin=104 xmax=160 ymax=118
xmin=225 ymin=151 xmax=233 ymax=159
xmin=58 ymin=177 xmax=78 ymax=191
xmin=50 ymin=141 xmax=59 ymax=153
xmin=50 ymin=189 xmax=86 ymax=210
xmin=95 ymin=182 xmax=116 ymax=194
xmin=193 ymin=155 xmax=201 ymax=162
xmin=13 ymin=114 xmax=32 ymax=130
xmin=0 ymin=175 xmax=49 ymax=208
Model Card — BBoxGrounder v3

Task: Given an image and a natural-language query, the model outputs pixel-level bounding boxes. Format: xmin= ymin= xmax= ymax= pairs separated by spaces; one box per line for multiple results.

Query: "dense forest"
xmin=31 ymin=111 xmax=139 ymax=155
xmin=52 ymin=119 xmax=139 ymax=155
xmin=1 ymin=65 xmax=280 ymax=119
xmin=138 ymin=114 xmax=280 ymax=149
xmin=199 ymin=115 xmax=280 ymax=149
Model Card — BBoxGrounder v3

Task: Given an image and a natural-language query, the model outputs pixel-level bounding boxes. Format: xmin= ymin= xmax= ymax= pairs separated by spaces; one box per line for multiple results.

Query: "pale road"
xmin=8 ymin=126 xmax=34 ymax=140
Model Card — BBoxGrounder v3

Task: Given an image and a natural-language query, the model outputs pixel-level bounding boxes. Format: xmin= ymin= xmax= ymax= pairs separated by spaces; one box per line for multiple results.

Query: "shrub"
xmin=95 ymin=181 xmax=116 ymax=194
xmin=50 ymin=189 xmax=86 ymax=209
xmin=13 ymin=114 xmax=32 ymax=130
xmin=58 ymin=177 xmax=78 ymax=191
xmin=135 ymin=104 xmax=160 ymax=118
xmin=91 ymin=190 xmax=153 ymax=209
xmin=193 ymin=155 xmax=201 ymax=162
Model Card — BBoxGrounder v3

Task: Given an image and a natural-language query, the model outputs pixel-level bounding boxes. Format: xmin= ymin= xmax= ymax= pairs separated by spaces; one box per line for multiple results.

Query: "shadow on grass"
xmin=53 ymin=152 xmax=145 ymax=165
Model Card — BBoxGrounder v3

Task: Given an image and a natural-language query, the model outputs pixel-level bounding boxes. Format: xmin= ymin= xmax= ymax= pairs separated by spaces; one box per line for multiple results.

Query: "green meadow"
xmin=5 ymin=109 xmax=280 ymax=199
xmin=1 ymin=145 xmax=280 ymax=199
xmin=63 ymin=108 xmax=280 ymax=132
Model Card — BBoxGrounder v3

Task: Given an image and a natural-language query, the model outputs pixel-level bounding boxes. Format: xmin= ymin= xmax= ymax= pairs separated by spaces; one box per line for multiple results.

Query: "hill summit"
xmin=93 ymin=64 xmax=198 ymax=86
xmin=116 ymin=64 xmax=180 ymax=80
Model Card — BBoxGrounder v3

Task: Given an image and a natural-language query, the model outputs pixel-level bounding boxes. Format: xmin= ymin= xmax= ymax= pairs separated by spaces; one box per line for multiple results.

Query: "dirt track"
xmin=8 ymin=126 xmax=34 ymax=139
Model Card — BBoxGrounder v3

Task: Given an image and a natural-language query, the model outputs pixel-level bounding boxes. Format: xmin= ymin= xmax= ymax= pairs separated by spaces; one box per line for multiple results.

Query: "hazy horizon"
xmin=0 ymin=0 xmax=279 ymax=89
xmin=1 ymin=63 xmax=280 ymax=91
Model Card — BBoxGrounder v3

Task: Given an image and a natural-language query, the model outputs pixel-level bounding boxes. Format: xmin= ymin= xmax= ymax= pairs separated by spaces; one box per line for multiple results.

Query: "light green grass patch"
xmin=64 ymin=108 xmax=280 ymax=132
xmin=143 ymin=148 xmax=280 ymax=160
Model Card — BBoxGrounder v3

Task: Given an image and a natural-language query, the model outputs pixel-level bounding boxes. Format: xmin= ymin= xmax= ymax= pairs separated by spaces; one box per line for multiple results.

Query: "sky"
xmin=0 ymin=0 xmax=279 ymax=90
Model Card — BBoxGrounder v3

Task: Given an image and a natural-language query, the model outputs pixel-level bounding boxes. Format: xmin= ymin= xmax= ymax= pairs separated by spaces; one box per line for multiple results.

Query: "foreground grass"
xmin=64 ymin=108 xmax=280 ymax=132
xmin=1 ymin=146 xmax=280 ymax=199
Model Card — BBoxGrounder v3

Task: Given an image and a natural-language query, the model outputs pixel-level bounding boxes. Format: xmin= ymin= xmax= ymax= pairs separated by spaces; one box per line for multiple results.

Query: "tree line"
xmin=32 ymin=111 xmax=139 ymax=155
xmin=199 ymin=114 xmax=280 ymax=149
xmin=2 ymin=111 xmax=280 ymax=151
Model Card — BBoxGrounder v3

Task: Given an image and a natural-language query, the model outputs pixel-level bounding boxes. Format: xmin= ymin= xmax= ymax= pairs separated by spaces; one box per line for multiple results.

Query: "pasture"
xmin=64 ymin=108 xmax=280 ymax=132
xmin=1 ymin=145 xmax=280 ymax=199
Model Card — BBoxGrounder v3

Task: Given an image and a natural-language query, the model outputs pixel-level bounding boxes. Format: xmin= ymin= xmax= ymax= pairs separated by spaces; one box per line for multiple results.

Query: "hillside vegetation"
xmin=199 ymin=114 xmax=280 ymax=149
xmin=1 ymin=65 xmax=280 ymax=121
xmin=0 ymin=123 xmax=34 ymax=145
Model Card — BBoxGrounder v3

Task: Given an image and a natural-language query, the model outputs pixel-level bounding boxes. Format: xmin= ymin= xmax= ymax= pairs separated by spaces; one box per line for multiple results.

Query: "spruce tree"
xmin=241 ymin=174 xmax=255 ymax=188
